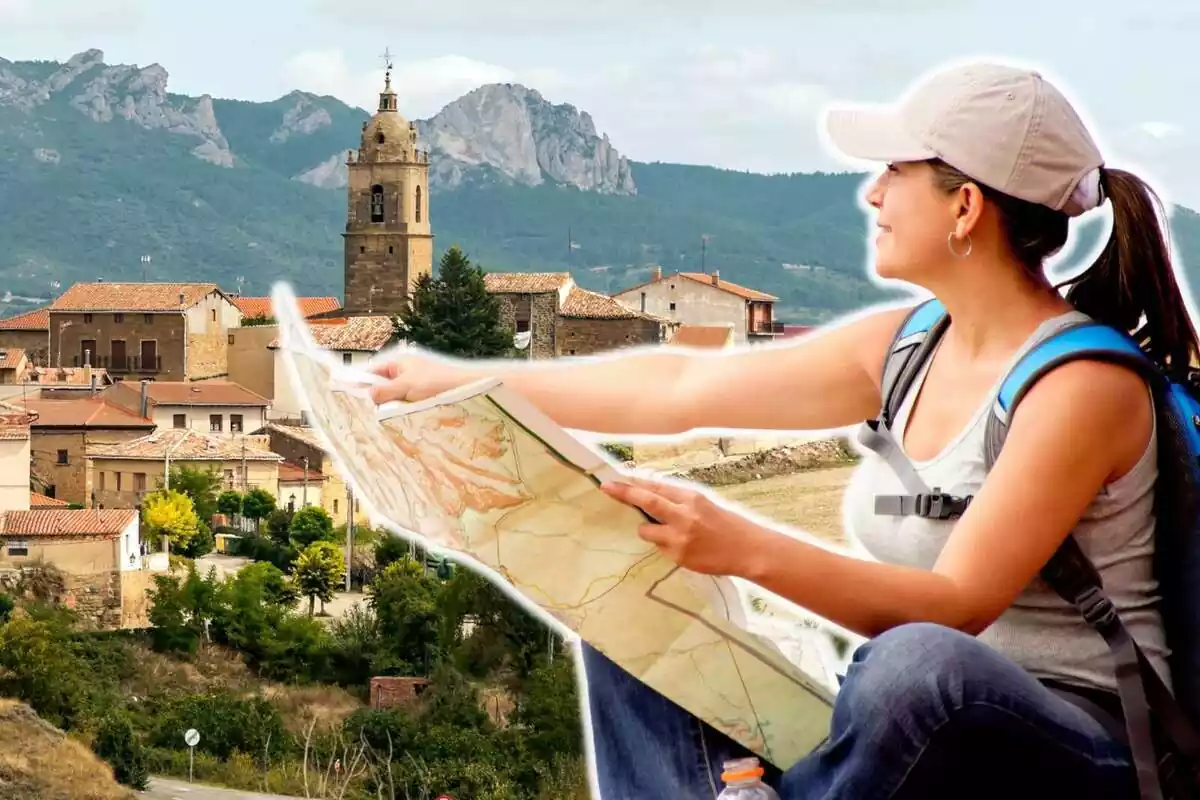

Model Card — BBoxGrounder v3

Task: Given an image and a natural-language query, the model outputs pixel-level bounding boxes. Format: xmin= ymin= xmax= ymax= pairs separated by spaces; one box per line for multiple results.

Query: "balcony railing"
xmin=72 ymin=354 xmax=162 ymax=372
xmin=748 ymin=321 xmax=786 ymax=335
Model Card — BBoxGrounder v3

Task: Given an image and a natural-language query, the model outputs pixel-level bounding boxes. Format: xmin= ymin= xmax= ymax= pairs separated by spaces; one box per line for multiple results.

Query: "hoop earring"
xmin=947 ymin=232 xmax=973 ymax=258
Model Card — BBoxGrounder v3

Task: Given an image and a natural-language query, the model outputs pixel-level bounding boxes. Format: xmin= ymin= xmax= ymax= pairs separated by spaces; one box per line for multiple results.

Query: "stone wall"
xmin=185 ymin=331 xmax=229 ymax=380
xmin=370 ymin=676 xmax=429 ymax=710
xmin=557 ymin=316 xmax=669 ymax=356
xmin=493 ymin=292 xmax=559 ymax=359
xmin=0 ymin=330 xmax=49 ymax=366
xmin=62 ymin=571 xmax=123 ymax=630
xmin=120 ymin=569 xmax=158 ymax=628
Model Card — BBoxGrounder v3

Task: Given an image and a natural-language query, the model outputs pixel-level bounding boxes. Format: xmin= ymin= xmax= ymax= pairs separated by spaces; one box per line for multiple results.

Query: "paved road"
xmin=140 ymin=776 xmax=303 ymax=800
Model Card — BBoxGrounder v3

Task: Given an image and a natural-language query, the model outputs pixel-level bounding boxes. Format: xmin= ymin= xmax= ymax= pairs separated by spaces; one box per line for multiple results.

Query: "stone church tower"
xmin=342 ymin=65 xmax=433 ymax=316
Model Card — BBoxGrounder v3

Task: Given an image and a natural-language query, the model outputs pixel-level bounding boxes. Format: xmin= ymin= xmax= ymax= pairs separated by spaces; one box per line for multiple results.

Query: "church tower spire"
xmin=341 ymin=48 xmax=432 ymax=317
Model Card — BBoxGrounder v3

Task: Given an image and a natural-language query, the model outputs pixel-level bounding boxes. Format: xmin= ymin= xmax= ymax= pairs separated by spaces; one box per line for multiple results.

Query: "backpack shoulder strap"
xmin=981 ymin=321 xmax=1199 ymax=800
xmin=983 ymin=320 xmax=1161 ymax=468
xmin=878 ymin=298 xmax=949 ymax=428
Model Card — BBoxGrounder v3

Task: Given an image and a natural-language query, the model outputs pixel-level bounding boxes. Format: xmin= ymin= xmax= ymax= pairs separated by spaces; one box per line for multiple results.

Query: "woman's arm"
xmin=605 ymin=357 xmax=1153 ymax=639
xmin=368 ymin=304 xmax=915 ymax=436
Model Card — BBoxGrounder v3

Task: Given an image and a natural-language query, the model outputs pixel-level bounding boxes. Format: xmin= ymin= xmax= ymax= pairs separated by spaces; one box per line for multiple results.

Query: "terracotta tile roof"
xmin=670 ymin=324 xmax=735 ymax=348
xmin=268 ymin=316 xmax=395 ymax=352
xmin=677 ymin=272 xmax=778 ymax=301
xmin=120 ymin=379 xmax=269 ymax=407
xmin=0 ymin=348 xmax=26 ymax=370
xmin=560 ymin=286 xmax=668 ymax=321
xmin=617 ymin=271 xmax=778 ymax=302
xmin=50 ymin=282 xmax=223 ymax=312
xmin=279 ymin=460 xmax=327 ymax=482
xmin=0 ymin=508 xmax=136 ymax=538
xmin=0 ymin=412 xmax=32 ymax=440
xmin=257 ymin=422 xmax=328 ymax=452
xmin=0 ymin=307 xmax=49 ymax=331
xmin=233 ymin=296 xmax=341 ymax=319
xmin=24 ymin=366 xmax=110 ymax=386
xmin=483 ymin=272 xmax=572 ymax=293
xmin=30 ymin=492 xmax=68 ymax=508
xmin=5 ymin=396 xmax=154 ymax=428
xmin=88 ymin=428 xmax=283 ymax=462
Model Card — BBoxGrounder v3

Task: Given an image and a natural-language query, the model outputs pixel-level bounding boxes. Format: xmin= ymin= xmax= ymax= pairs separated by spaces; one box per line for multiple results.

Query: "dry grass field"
xmin=715 ymin=465 xmax=855 ymax=545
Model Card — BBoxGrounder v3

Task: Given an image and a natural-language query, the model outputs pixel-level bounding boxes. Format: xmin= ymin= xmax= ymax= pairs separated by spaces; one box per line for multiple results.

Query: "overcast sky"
xmin=2 ymin=0 xmax=1199 ymax=207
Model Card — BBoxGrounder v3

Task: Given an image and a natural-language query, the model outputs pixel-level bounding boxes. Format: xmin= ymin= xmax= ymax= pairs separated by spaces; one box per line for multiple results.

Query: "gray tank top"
xmin=842 ymin=310 xmax=1172 ymax=694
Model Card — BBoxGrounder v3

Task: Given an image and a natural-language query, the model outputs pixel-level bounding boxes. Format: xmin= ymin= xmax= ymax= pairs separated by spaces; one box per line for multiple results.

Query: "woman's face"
xmin=864 ymin=160 xmax=962 ymax=283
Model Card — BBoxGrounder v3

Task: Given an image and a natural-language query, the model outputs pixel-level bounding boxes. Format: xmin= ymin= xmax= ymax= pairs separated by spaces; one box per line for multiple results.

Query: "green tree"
xmin=292 ymin=541 xmax=344 ymax=616
xmin=395 ymin=245 xmax=512 ymax=357
xmin=289 ymin=505 xmax=335 ymax=549
xmin=265 ymin=508 xmax=293 ymax=547
xmin=167 ymin=465 xmax=222 ymax=524
xmin=0 ymin=592 xmax=13 ymax=623
xmin=367 ymin=558 xmax=443 ymax=675
xmin=217 ymin=489 xmax=243 ymax=517
xmin=141 ymin=489 xmax=201 ymax=553
xmin=94 ymin=711 xmax=149 ymax=789
xmin=241 ymin=487 xmax=276 ymax=531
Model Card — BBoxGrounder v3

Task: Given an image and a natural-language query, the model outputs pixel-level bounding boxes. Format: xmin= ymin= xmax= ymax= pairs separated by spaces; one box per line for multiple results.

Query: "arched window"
xmin=415 ymin=185 xmax=422 ymax=223
xmin=376 ymin=131 xmax=385 ymax=145
xmin=370 ymin=185 xmax=384 ymax=223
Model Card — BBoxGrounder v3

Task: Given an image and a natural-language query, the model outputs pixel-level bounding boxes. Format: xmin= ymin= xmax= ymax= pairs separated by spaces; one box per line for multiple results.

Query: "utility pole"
xmin=345 ymin=485 xmax=354 ymax=592
xmin=301 ymin=456 xmax=309 ymax=507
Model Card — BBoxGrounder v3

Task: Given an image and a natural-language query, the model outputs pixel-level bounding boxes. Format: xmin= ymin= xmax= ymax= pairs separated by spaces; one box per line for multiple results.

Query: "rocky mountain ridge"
xmin=1 ymin=49 xmax=633 ymax=194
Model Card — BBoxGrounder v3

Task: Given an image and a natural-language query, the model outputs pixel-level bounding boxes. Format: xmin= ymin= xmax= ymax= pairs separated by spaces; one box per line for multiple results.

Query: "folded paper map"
xmin=270 ymin=284 xmax=837 ymax=768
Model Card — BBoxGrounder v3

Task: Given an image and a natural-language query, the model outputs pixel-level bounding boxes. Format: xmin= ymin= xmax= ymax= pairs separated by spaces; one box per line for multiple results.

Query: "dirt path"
xmin=141 ymin=776 xmax=303 ymax=800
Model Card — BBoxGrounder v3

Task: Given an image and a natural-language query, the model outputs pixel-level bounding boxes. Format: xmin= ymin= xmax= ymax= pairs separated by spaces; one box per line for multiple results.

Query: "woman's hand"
xmin=600 ymin=474 xmax=765 ymax=577
xmin=364 ymin=347 xmax=477 ymax=405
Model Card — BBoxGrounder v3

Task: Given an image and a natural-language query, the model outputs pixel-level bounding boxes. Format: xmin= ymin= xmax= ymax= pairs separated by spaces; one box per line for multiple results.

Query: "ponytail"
xmin=1055 ymin=168 xmax=1200 ymax=375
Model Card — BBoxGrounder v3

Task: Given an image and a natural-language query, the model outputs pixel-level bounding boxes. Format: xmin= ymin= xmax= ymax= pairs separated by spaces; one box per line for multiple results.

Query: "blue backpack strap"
xmin=982 ymin=322 xmax=1200 ymax=799
xmin=855 ymin=299 xmax=972 ymax=520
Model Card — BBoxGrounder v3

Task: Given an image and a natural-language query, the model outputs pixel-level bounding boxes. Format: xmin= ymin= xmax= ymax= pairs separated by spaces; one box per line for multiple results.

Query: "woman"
xmin=367 ymin=62 xmax=1198 ymax=798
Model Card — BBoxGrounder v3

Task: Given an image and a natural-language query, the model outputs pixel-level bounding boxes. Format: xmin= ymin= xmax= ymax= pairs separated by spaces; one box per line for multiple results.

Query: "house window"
xmin=333 ymin=499 xmax=339 ymax=514
xmin=133 ymin=473 xmax=146 ymax=491
xmin=515 ymin=319 xmax=530 ymax=333
xmin=211 ymin=309 xmax=217 ymax=322
xmin=173 ymin=414 xmax=186 ymax=428
xmin=669 ymin=302 xmax=676 ymax=312
xmin=98 ymin=472 xmax=106 ymax=491
xmin=228 ymin=334 xmax=235 ymax=345
xmin=342 ymin=352 xmax=352 ymax=365
xmin=84 ymin=313 xmax=93 ymax=323
xmin=114 ymin=313 xmax=124 ymax=323
xmin=370 ymin=185 xmax=385 ymax=223
xmin=116 ymin=473 xmax=123 ymax=491
xmin=231 ymin=414 xmax=243 ymax=432
xmin=6 ymin=540 xmax=29 ymax=557
xmin=388 ymin=246 xmax=394 ymax=255
xmin=56 ymin=449 xmax=68 ymax=465
xmin=210 ymin=414 xmax=223 ymax=432
xmin=44 ymin=485 xmax=55 ymax=498
xmin=415 ymin=185 xmax=422 ymax=222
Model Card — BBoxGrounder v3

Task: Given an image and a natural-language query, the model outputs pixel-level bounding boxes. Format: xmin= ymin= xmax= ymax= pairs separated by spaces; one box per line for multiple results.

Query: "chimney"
xmin=711 ymin=270 xmax=720 ymax=286
xmin=89 ymin=372 xmax=97 ymax=396
xmin=651 ymin=265 xmax=662 ymax=282
xmin=84 ymin=361 xmax=93 ymax=391
xmin=139 ymin=379 xmax=149 ymax=418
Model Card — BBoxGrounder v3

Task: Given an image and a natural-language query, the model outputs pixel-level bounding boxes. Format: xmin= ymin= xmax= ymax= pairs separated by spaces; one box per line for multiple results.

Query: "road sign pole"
xmin=183 ymin=728 xmax=201 ymax=783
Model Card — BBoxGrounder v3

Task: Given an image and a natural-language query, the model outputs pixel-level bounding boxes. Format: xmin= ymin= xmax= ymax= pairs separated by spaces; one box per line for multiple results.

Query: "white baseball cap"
xmin=824 ymin=62 xmax=1105 ymax=216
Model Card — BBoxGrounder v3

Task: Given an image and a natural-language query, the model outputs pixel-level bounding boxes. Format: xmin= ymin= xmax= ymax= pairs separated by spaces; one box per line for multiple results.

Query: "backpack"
xmin=856 ymin=297 xmax=1200 ymax=800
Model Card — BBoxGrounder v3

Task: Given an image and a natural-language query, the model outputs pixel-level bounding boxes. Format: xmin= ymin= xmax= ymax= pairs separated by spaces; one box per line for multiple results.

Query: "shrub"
xmin=94 ymin=711 xmax=150 ymax=789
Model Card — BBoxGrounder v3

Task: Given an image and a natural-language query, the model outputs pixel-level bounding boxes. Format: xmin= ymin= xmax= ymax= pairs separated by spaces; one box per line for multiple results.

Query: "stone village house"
xmin=86 ymin=427 xmax=284 ymax=511
xmin=252 ymin=422 xmax=368 ymax=530
xmin=0 ymin=307 xmax=49 ymax=366
xmin=48 ymin=281 xmax=242 ymax=382
xmin=102 ymin=379 xmax=270 ymax=436
xmin=0 ymin=395 xmax=155 ymax=505
xmin=613 ymin=268 xmax=782 ymax=344
xmin=483 ymin=272 xmax=677 ymax=359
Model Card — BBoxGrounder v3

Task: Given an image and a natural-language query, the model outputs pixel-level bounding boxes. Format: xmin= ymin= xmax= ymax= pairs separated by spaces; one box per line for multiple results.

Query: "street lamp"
xmin=288 ymin=493 xmax=296 ymax=513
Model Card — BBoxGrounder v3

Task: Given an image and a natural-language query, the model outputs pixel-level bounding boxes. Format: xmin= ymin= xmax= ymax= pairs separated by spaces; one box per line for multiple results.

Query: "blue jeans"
xmin=580 ymin=622 xmax=1138 ymax=799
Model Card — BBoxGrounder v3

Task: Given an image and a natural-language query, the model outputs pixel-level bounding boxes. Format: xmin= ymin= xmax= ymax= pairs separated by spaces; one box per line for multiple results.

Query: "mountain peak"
xmin=415 ymin=81 xmax=635 ymax=194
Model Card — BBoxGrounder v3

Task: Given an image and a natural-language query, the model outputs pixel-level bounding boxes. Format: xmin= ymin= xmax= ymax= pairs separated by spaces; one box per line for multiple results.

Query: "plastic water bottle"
xmin=716 ymin=757 xmax=781 ymax=799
